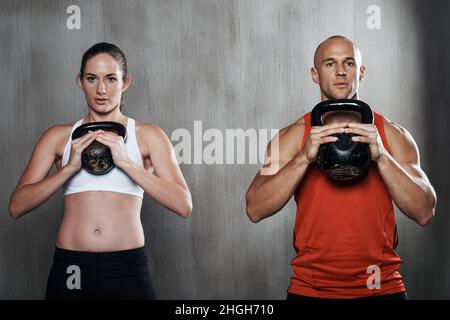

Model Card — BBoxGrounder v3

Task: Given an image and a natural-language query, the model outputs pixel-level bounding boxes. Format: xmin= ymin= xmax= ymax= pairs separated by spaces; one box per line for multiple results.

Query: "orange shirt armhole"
xmin=299 ymin=113 xmax=311 ymax=151
xmin=374 ymin=112 xmax=391 ymax=154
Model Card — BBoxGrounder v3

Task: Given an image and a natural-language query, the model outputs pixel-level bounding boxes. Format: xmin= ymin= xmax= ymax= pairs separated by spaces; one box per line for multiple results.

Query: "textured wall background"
xmin=0 ymin=0 xmax=447 ymax=299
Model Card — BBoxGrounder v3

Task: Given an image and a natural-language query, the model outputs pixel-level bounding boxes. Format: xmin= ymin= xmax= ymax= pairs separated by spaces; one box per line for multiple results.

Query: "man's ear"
xmin=359 ymin=65 xmax=366 ymax=81
xmin=76 ymin=74 xmax=83 ymax=89
xmin=122 ymin=75 xmax=134 ymax=92
xmin=311 ymin=67 xmax=320 ymax=84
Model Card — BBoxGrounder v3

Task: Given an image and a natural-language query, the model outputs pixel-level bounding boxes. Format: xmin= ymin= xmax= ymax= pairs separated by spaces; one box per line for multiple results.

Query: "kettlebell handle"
xmin=310 ymin=99 xmax=374 ymax=127
xmin=72 ymin=121 xmax=127 ymax=141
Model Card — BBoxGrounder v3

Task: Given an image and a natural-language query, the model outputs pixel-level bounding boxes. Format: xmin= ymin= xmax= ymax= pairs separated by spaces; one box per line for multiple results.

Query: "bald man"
xmin=246 ymin=36 xmax=436 ymax=300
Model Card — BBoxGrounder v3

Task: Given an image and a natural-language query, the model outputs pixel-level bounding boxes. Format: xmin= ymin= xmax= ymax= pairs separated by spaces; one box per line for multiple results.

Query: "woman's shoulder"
xmin=43 ymin=122 xmax=76 ymax=140
xmin=134 ymin=120 xmax=173 ymax=152
xmin=134 ymin=121 xmax=173 ymax=158
xmin=41 ymin=122 xmax=78 ymax=156
xmin=135 ymin=121 xmax=168 ymax=138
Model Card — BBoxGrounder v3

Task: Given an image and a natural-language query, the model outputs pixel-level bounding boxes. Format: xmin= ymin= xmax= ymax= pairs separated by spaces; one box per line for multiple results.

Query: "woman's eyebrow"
xmin=84 ymin=73 xmax=118 ymax=77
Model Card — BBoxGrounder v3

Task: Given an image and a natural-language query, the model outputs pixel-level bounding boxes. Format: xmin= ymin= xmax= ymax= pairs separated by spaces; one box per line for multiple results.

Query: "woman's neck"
xmin=86 ymin=109 xmax=127 ymax=125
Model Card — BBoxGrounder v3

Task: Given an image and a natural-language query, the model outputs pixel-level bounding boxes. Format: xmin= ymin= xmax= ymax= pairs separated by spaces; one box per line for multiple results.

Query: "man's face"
xmin=311 ymin=38 xmax=365 ymax=100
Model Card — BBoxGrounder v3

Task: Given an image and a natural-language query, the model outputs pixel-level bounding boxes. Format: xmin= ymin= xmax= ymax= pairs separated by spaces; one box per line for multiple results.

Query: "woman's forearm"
xmin=9 ymin=166 xmax=77 ymax=219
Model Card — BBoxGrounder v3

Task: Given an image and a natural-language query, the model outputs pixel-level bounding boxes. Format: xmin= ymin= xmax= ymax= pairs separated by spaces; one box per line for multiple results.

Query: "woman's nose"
xmin=96 ymin=81 xmax=106 ymax=95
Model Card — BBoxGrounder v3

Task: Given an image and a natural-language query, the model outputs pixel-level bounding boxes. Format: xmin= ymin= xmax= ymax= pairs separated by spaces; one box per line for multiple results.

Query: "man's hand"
xmin=346 ymin=123 xmax=387 ymax=162
xmin=299 ymin=123 xmax=348 ymax=164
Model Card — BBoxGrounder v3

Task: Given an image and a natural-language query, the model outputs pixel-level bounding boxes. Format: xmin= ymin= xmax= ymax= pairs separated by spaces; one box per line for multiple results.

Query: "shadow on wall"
xmin=415 ymin=0 xmax=450 ymax=299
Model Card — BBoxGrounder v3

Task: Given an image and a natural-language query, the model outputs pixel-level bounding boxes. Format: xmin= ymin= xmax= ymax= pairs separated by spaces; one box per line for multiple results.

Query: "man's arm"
xmin=245 ymin=122 xmax=308 ymax=223
xmin=246 ymin=120 xmax=348 ymax=223
xmin=349 ymin=120 xmax=437 ymax=227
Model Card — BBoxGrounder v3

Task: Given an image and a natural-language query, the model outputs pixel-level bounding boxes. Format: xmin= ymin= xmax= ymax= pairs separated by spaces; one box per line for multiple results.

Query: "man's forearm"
xmin=377 ymin=153 xmax=436 ymax=226
xmin=246 ymin=154 xmax=310 ymax=222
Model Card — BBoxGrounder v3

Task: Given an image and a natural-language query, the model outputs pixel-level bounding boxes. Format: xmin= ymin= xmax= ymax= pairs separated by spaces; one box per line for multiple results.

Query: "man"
xmin=245 ymin=36 xmax=437 ymax=300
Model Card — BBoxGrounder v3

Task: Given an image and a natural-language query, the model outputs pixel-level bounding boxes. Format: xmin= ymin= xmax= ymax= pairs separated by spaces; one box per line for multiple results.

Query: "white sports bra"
xmin=61 ymin=117 xmax=144 ymax=198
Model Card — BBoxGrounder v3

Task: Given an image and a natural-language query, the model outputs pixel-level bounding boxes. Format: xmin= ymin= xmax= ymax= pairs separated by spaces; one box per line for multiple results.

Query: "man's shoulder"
xmin=381 ymin=116 xmax=419 ymax=159
xmin=273 ymin=116 xmax=307 ymax=153
xmin=382 ymin=116 xmax=412 ymax=142
xmin=279 ymin=116 xmax=306 ymax=139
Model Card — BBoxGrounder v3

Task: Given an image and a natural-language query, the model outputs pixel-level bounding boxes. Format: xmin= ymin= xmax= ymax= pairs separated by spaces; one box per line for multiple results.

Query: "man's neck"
xmin=320 ymin=93 xmax=359 ymax=101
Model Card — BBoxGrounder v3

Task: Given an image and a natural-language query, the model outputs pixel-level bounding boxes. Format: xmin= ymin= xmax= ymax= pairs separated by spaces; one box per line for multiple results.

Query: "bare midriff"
xmin=57 ymin=191 xmax=144 ymax=252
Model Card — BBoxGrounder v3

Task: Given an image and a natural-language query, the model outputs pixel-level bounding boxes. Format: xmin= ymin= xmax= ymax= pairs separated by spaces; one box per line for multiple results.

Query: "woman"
xmin=8 ymin=42 xmax=192 ymax=299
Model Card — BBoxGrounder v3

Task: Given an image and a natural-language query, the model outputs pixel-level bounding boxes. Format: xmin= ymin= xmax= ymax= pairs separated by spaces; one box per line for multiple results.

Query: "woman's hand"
xmin=66 ymin=130 xmax=102 ymax=173
xmin=94 ymin=130 xmax=131 ymax=169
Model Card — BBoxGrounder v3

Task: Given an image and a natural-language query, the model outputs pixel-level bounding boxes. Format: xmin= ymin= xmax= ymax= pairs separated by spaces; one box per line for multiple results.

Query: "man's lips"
xmin=334 ymin=82 xmax=349 ymax=88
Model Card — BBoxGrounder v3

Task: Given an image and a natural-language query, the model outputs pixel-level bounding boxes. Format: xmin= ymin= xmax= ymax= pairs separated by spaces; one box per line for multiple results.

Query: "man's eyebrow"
xmin=321 ymin=57 xmax=356 ymax=63
xmin=321 ymin=58 xmax=336 ymax=63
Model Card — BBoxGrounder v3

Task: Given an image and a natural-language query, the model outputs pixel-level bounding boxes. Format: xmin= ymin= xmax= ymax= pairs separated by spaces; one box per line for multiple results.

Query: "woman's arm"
xmin=8 ymin=126 xmax=98 ymax=219
xmin=97 ymin=124 xmax=193 ymax=218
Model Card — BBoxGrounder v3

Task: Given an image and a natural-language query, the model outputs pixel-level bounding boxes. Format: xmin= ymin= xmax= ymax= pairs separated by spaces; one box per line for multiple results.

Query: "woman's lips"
xmin=95 ymin=98 xmax=108 ymax=105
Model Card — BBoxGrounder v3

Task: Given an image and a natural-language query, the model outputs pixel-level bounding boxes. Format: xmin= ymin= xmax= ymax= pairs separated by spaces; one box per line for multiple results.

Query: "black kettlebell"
xmin=72 ymin=121 xmax=127 ymax=175
xmin=310 ymin=99 xmax=374 ymax=182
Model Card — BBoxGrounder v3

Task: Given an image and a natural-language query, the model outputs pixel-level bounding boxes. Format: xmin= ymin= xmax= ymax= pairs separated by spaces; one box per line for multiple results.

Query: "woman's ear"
xmin=76 ymin=73 xmax=83 ymax=89
xmin=122 ymin=75 xmax=134 ymax=92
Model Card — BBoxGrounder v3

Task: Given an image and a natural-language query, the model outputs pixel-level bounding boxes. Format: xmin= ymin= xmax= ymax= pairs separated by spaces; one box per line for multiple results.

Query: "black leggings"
xmin=45 ymin=246 xmax=156 ymax=300
xmin=287 ymin=291 xmax=408 ymax=301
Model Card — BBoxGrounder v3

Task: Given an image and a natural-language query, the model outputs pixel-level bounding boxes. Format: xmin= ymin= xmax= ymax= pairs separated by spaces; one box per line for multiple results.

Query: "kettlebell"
xmin=310 ymin=99 xmax=374 ymax=182
xmin=71 ymin=121 xmax=127 ymax=175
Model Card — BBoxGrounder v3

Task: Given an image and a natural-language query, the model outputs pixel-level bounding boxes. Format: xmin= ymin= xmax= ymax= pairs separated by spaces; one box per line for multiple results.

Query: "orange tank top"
xmin=288 ymin=112 xmax=406 ymax=299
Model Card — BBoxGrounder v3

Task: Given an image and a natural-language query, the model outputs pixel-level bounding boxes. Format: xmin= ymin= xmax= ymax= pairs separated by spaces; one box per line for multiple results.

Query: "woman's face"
xmin=77 ymin=53 xmax=131 ymax=114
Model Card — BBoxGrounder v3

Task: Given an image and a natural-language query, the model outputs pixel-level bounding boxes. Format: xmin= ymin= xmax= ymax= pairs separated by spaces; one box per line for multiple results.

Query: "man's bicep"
xmin=387 ymin=122 xmax=428 ymax=180
xmin=260 ymin=127 xmax=302 ymax=176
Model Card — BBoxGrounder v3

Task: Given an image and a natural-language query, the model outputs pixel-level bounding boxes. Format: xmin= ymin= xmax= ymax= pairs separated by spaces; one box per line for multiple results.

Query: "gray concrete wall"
xmin=0 ymin=0 xmax=447 ymax=299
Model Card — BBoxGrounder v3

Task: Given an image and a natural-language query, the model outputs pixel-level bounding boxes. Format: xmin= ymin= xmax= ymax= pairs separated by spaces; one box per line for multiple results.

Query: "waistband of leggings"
xmin=53 ymin=246 xmax=148 ymax=264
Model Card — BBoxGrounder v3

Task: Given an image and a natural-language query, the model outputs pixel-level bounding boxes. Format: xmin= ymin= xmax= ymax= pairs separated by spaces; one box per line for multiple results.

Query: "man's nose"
xmin=336 ymin=64 xmax=347 ymax=77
